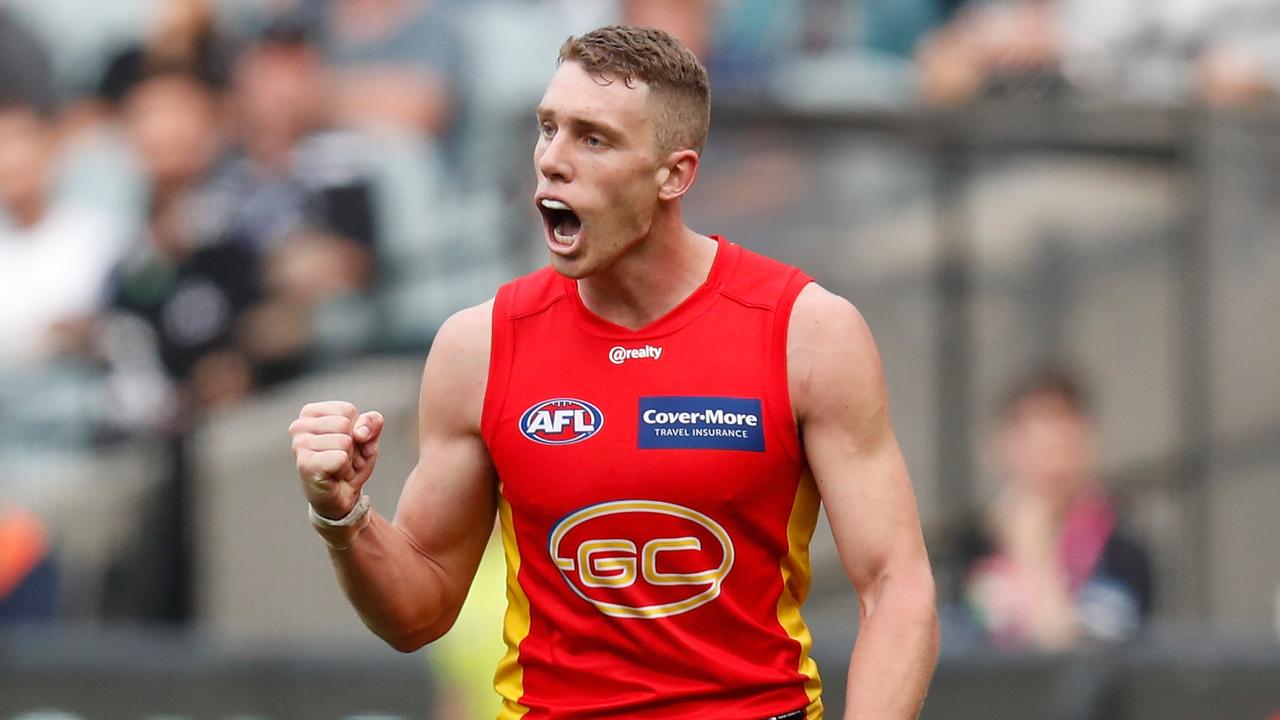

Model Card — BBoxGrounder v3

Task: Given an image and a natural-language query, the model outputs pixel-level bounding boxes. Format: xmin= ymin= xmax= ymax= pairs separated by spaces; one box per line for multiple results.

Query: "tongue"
xmin=556 ymin=212 xmax=582 ymax=237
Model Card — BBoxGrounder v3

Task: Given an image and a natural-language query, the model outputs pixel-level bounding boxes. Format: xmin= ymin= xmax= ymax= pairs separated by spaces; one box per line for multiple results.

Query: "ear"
xmin=656 ymin=149 xmax=700 ymax=202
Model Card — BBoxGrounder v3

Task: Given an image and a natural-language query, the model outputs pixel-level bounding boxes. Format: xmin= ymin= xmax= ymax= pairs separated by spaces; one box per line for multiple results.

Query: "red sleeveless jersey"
xmin=481 ymin=237 xmax=823 ymax=719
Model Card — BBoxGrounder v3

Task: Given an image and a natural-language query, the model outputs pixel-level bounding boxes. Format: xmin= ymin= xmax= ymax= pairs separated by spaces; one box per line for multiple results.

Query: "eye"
xmin=585 ymin=135 xmax=606 ymax=148
xmin=539 ymin=122 xmax=555 ymax=139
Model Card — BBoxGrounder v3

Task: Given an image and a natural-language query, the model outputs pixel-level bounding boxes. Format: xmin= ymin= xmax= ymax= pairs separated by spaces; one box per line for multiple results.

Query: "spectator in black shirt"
xmin=98 ymin=35 xmax=381 ymax=431
xmin=98 ymin=67 xmax=260 ymax=430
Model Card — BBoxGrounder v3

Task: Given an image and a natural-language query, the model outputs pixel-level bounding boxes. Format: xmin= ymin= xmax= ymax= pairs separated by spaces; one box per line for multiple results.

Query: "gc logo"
xmin=549 ymin=500 xmax=735 ymax=619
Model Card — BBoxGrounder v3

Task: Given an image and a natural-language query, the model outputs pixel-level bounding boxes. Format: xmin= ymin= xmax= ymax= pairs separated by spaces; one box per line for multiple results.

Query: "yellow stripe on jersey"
xmin=495 ymin=488 xmax=532 ymax=719
xmin=776 ymin=472 xmax=824 ymax=718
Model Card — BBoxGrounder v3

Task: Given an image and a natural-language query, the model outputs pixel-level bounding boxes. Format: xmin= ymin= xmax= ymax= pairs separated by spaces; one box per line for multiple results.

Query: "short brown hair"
xmin=998 ymin=366 xmax=1093 ymax=419
xmin=559 ymin=25 xmax=710 ymax=155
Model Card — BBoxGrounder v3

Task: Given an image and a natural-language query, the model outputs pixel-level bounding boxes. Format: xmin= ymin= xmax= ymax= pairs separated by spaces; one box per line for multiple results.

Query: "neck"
xmin=576 ymin=208 xmax=718 ymax=331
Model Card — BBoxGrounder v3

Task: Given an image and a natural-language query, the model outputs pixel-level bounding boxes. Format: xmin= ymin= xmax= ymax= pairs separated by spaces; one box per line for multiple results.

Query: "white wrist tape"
xmin=309 ymin=495 xmax=372 ymax=549
xmin=309 ymin=495 xmax=371 ymax=527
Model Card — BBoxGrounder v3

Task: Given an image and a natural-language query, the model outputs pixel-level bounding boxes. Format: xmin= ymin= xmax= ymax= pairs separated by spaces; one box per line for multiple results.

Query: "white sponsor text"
xmin=609 ymin=345 xmax=662 ymax=365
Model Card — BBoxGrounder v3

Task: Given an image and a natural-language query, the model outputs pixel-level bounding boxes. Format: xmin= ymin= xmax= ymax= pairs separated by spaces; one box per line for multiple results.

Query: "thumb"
xmin=353 ymin=410 xmax=385 ymax=444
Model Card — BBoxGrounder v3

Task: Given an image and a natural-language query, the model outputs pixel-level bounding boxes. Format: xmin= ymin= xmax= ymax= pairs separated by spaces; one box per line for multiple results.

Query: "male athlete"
xmin=289 ymin=26 xmax=938 ymax=719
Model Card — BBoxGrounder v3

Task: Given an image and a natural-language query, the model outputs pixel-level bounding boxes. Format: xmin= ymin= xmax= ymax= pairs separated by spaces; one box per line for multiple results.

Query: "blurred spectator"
xmin=917 ymin=0 xmax=1280 ymax=107
xmin=97 ymin=67 xmax=259 ymax=428
xmin=97 ymin=35 xmax=381 ymax=429
xmin=0 ymin=6 xmax=54 ymax=115
xmin=1059 ymin=0 xmax=1280 ymax=105
xmin=47 ymin=0 xmax=232 ymax=222
xmin=0 ymin=500 xmax=57 ymax=623
xmin=56 ymin=0 xmax=232 ymax=145
xmin=212 ymin=19 xmax=376 ymax=285
xmin=960 ymin=368 xmax=1154 ymax=651
xmin=322 ymin=0 xmax=461 ymax=138
xmin=205 ymin=19 xmax=379 ymax=375
xmin=0 ymin=98 xmax=126 ymax=367
xmin=916 ymin=0 xmax=1066 ymax=106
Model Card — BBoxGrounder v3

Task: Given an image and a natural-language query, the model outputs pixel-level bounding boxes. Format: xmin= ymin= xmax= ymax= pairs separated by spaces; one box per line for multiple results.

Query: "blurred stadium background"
xmin=1 ymin=0 xmax=1279 ymax=718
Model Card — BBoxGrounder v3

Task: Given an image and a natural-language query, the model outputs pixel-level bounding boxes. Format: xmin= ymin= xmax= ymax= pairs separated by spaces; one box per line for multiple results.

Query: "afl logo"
xmin=519 ymin=398 xmax=604 ymax=445
xmin=549 ymin=500 xmax=735 ymax=619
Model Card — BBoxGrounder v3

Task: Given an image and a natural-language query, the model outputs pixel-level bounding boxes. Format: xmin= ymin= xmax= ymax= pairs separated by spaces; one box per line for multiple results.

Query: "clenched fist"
xmin=289 ymin=401 xmax=385 ymax=519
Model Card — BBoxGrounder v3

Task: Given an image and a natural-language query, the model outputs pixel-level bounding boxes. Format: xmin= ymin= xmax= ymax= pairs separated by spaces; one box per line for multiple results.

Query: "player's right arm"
xmin=288 ymin=301 xmax=497 ymax=652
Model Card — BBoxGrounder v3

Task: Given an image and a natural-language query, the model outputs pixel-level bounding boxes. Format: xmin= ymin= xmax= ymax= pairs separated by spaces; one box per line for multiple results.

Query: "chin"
xmin=547 ymin=251 xmax=593 ymax=279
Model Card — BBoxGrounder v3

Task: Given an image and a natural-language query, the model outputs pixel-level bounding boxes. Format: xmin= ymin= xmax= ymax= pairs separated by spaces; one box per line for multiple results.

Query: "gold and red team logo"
xmin=548 ymin=500 xmax=735 ymax=619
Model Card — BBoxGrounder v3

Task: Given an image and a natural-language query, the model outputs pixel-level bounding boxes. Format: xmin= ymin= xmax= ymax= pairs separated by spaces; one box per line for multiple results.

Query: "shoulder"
xmin=788 ymin=283 xmax=880 ymax=377
xmin=420 ymin=300 xmax=494 ymax=432
xmin=789 ymin=283 xmax=870 ymax=341
xmin=429 ymin=299 xmax=494 ymax=367
xmin=787 ymin=284 xmax=887 ymax=430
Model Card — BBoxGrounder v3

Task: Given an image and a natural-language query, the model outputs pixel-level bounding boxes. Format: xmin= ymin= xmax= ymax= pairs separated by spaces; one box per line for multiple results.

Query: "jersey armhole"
xmin=480 ymin=284 xmax=515 ymax=445
xmin=768 ymin=270 xmax=813 ymax=467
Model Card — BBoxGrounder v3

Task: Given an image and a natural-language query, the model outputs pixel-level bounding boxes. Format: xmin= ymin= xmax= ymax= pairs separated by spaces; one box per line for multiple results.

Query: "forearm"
xmin=323 ymin=511 xmax=460 ymax=652
xmin=844 ymin=571 xmax=939 ymax=720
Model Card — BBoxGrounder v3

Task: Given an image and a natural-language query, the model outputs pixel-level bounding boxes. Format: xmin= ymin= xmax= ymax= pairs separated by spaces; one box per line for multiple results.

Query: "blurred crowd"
xmin=1 ymin=0 xmax=469 ymax=627
xmin=0 ymin=0 xmax=453 ymax=438
xmin=2 ymin=0 xmax=1277 ymax=659
xmin=916 ymin=0 xmax=1280 ymax=107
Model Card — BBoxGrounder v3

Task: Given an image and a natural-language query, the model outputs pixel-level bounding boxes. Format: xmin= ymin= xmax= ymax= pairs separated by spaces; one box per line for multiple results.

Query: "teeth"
xmin=540 ymin=199 xmax=571 ymax=211
xmin=552 ymin=230 xmax=574 ymax=246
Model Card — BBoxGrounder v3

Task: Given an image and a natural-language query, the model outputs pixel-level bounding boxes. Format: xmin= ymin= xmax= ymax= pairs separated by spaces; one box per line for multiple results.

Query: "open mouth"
xmin=538 ymin=198 xmax=582 ymax=247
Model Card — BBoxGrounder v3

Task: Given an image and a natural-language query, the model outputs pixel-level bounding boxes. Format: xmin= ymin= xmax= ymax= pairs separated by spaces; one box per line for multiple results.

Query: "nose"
xmin=536 ymin=132 xmax=572 ymax=184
